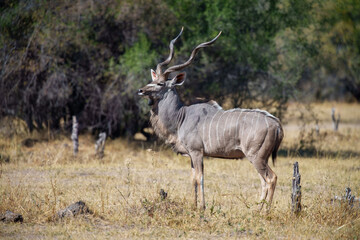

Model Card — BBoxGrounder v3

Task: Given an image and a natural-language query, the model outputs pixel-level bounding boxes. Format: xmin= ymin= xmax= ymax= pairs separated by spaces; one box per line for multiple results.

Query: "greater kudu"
xmin=138 ymin=28 xmax=284 ymax=211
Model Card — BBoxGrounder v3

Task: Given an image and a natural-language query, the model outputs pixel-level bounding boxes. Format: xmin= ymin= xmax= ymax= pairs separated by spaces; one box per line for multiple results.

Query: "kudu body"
xmin=138 ymin=28 xmax=284 ymax=211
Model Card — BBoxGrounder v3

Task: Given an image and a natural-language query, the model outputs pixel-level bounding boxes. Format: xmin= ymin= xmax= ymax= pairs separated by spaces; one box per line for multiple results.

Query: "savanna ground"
xmin=1 ymin=102 xmax=360 ymax=239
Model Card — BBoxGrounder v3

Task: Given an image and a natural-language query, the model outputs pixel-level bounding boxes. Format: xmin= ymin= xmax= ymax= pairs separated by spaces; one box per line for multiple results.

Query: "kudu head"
xmin=138 ymin=28 xmax=221 ymax=105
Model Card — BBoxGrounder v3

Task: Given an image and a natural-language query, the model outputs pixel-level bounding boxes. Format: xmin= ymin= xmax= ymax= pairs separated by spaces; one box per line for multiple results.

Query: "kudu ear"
xmin=169 ymin=72 xmax=186 ymax=86
xmin=151 ymin=69 xmax=158 ymax=81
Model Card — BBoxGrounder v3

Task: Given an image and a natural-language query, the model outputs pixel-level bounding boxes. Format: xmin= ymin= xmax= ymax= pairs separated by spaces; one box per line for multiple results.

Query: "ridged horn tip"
xmin=211 ymin=31 xmax=222 ymax=43
xmin=172 ymin=27 xmax=184 ymax=43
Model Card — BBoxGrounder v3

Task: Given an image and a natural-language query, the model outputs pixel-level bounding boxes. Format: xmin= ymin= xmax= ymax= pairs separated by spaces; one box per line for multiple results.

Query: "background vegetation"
xmin=1 ymin=0 xmax=359 ymax=137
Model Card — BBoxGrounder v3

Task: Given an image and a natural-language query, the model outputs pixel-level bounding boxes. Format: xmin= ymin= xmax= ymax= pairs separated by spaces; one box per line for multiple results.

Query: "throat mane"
xmin=150 ymin=112 xmax=171 ymax=142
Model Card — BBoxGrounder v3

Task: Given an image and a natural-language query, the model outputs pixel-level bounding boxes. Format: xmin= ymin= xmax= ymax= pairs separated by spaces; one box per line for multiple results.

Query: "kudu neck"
xmin=152 ymin=88 xmax=184 ymax=134
xmin=161 ymin=88 xmax=183 ymax=108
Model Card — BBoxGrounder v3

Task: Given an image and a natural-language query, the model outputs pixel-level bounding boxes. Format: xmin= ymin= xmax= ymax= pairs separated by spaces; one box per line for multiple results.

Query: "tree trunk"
xmin=343 ymin=77 xmax=360 ymax=102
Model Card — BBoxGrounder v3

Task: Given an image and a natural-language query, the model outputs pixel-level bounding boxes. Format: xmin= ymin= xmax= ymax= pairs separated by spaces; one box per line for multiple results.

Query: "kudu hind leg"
xmin=253 ymin=160 xmax=277 ymax=211
xmin=265 ymin=165 xmax=277 ymax=211
xmin=257 ymin=173 xmax=268 ymax=211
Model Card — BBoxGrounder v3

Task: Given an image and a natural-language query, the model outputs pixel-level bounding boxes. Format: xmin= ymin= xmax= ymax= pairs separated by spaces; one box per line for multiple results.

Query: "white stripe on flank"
xmin=223 ymin=108 xmax=278 ymax=121
xmin=216 ymin=112 xmax=225 ymax=148
xmin=208 ymin=110 xmax=221 ymax=150
xmin=223 ymin=112 xmax=230 ymax=140
xmin=246 ymin=113 xmax=257 ymax=144
xmin=265 ymin=115 xmax=269 ymax=128
xmin=235 ymin=110 xmax=243 ymax=141
xmin=242 ymin=109 xmax=278 ymax=120
xmin=253 ymin=113 xmax=260 ymax=138
xmin=202 ymin=115 xmax=209 ymax=152
xmin=241 ymin=112 xmax=248 ymax=139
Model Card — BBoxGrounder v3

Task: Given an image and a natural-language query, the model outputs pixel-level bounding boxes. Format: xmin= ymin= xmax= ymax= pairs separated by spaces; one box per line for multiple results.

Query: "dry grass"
xmin=1 ymin=102 xmax=360 ymax=239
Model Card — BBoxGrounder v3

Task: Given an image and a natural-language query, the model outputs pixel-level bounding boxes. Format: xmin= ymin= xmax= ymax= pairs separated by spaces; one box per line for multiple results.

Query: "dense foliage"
xmin=1 ymin=0 xmax=359 ymax=137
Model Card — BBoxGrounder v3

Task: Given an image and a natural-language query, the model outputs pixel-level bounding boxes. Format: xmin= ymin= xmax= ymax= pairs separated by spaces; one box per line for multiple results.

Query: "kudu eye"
xmin=157 ymin=83 xmax=165 ymax=86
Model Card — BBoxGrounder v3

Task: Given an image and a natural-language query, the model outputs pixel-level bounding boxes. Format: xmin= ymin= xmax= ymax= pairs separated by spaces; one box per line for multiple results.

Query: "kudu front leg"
xmin=190 ymin=151 xmax=205 ymax=210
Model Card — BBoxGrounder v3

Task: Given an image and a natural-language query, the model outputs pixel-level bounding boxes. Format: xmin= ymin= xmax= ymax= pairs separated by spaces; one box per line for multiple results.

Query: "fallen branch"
xmin=0 ymin=210 xmax=23 ymax=223
xmin=332 ymin=187 xmax=360 ymax=208
xmin=55 ymin=201 xmax=92 ymax=220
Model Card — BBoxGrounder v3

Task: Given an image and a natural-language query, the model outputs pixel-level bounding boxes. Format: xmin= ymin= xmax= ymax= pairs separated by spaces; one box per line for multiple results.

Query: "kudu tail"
xmin=271 ymin=125 xmax=284 ymax=166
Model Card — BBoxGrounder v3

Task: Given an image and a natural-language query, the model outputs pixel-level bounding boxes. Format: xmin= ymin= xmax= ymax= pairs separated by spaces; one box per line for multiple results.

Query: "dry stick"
xmin=95 ymin=132 xmax=106 ymax=158
xmin=334 ymin=217 xmax=360 ymax=232
xmin=291 ymin=161 xmax=302 ymax=214
xmin=47 ymin=120 xmax=51 ymax=140
xmin=331 ymin=108 xmax=340 ymax=132
xmin=50 ymin=178 xmax=57 ymax=217
xmin=6 ymin=25 xmax=39 ymax=95
xmin=19 ymin=204 xmax=28 ymax=215
xmin=71 ymin=116 xmax=79 ymax=156
xmin=236 ymin=194 xmax=251 ymax=209
xmin=315 ymin=120 xmax=320 ymax=136
xmin=116 ymin=187 xmax=130 ymax=206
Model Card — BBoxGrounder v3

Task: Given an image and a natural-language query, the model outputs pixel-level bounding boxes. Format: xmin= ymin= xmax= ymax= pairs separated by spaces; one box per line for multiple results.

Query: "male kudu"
xmin=138 ymin=28 xmax=284 ymax=211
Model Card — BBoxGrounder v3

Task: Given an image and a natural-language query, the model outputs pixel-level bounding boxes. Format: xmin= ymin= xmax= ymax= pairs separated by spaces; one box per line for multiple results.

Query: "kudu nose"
xmin=138 ymin=88 xmax=145 ymax=96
